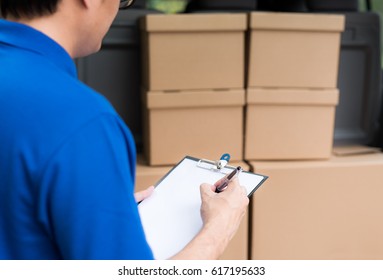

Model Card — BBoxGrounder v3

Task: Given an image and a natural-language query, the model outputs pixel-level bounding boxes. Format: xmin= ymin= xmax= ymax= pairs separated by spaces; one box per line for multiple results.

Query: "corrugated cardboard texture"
xmin=135 ymin=157 xmax=250 ymax=260
xmin=246 ymin=88 xmax=339 ymax=105
xmin=249 ymin=151 xmax=383 ymax=259
xmin=141 ymin=14 xmax=247 ymax=32
xmin=146 ymin=89 xmax=245 ymax=108
xmin=249 ymin=12 xmax=345 ymax=32
xmin=141 ymin=14 xmax=246 ymax=91
xmin=144 ymin=90 xmax=245 ymax=166
xmin=332 ymin=145 xmax=382 ymax=156
xmin=245 ymin=88 xmax=338 ymax=160
xmin=248 ymin=12 xmax=345 ymax=89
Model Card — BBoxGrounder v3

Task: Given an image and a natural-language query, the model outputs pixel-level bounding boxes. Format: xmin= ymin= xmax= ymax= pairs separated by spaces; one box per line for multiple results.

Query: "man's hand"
xmin=200 ymin=177 xmax=249 ymax=245
xmin=134 ymin=186 xmax=154 ymax=203
xmin=170 ymin=176 xmax=249 ymax=260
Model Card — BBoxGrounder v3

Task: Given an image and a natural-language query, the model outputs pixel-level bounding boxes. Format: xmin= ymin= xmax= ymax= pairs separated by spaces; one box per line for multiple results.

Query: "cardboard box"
xmin=143 ymin=89 xmax=245 ymax=166
xmin=141 ymin=14 xmax=247 ymax=91
xmin=135 ymin=157 xmax=250 ymax=260
xmin=247 ymin=12 xmax=345 ymax=89
xmin=245 ymin=88 xmax=339 ymax=160
xmin=249 ymin=150 xmax=383 ymax=259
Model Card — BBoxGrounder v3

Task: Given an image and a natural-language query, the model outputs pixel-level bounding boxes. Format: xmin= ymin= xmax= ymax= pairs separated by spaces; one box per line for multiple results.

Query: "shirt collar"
xmin=0 ymin=19 xmax=77 ymax=78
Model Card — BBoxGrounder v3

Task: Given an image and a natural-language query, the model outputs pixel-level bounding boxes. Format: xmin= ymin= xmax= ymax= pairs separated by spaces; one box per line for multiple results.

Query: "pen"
xmin=215 ymin=166 xmax=242 ymax=193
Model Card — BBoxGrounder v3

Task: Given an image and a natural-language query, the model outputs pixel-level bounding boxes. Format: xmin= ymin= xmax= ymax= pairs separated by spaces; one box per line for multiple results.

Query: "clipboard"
xmin=137 ymin=156 xmax=268 ymax=260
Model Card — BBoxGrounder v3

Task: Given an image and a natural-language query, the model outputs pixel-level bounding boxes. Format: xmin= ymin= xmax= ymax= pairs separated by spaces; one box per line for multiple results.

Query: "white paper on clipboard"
xmin=137 ymin=156 xmax=268 ymax=260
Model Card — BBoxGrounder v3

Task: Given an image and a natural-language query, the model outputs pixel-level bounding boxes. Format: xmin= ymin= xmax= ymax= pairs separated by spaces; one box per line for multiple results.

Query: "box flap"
xmin=249 ymin=12 xmax=345 ymax=32
xmin=141 ymin=14 xmax=247 ymax=32
xmin=145 ymin=89 xmax=245 ymax=109
xmin=249 ymin=150 xmax=383 ymax=170
xmin=247 ymin=88 xmax=339 ymax=106
xmin=333 ymin=145 xmax=382 ymax=157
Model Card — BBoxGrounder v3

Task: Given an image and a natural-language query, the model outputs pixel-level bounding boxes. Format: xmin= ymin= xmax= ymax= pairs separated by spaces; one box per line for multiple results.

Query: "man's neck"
xmin=18 ymin=16 xmax=76 ymax=57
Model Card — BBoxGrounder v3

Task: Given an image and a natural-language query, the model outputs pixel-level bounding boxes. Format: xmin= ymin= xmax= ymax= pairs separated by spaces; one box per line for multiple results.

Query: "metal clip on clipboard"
xmin=196 ymin=153 xmax=235 ymax=174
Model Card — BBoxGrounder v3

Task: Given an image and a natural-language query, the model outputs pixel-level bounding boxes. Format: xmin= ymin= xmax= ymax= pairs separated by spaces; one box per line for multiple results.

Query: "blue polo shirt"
xmin=0 ymin=19 xmax=154 ymax=259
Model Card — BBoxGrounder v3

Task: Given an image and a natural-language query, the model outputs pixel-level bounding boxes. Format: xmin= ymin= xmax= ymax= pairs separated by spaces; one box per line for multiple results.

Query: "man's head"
xmin=0 ymin=0 xmax=135 ymax=58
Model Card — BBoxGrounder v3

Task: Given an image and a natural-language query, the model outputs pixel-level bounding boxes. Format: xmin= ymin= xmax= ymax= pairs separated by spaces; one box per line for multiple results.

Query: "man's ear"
xmin=80 ymin=0 xmax=100 ymax=9
xmin=80 ymin=0 xmax=90 ymax=9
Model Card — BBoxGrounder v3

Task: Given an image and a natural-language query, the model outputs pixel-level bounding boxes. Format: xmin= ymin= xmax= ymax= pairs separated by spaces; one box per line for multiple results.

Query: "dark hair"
xmin=1 ymin=0 xmax=61 ymax=19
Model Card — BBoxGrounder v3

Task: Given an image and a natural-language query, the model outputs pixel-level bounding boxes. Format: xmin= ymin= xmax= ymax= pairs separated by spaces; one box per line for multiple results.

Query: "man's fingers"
xmin=134 ymin=186 xmax=155 ymax=203
xmin=200 ymin=183 xmax=216 ymax=195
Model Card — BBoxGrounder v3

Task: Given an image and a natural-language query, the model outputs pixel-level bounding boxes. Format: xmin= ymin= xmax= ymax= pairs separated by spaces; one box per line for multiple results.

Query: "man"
xmin=0 ymin=0 xmax=249 ymax=259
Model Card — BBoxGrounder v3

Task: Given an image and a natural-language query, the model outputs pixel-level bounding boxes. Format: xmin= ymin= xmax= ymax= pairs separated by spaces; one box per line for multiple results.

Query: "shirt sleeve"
xmin=38 ymin=114 xmax=154 ymax=260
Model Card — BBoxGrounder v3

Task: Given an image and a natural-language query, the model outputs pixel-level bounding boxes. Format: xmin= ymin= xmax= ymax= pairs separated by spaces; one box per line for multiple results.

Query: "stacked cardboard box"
xmin=140 ymin=13 xmax=247 ymax=166
xmin=245 ymin=12 xmax=345 ymax=160
xmin=244 ymin=13 xmax=383 ymax=259
xmin=245 ymin=88 xmax=339 ymax=160
xmin=138 ymin=13 xmax=249 ymax=259
xmin=249 ymin=148 xmax=383 ymax=259
xmin=142 ymin=89 xmax=245 ymax=165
